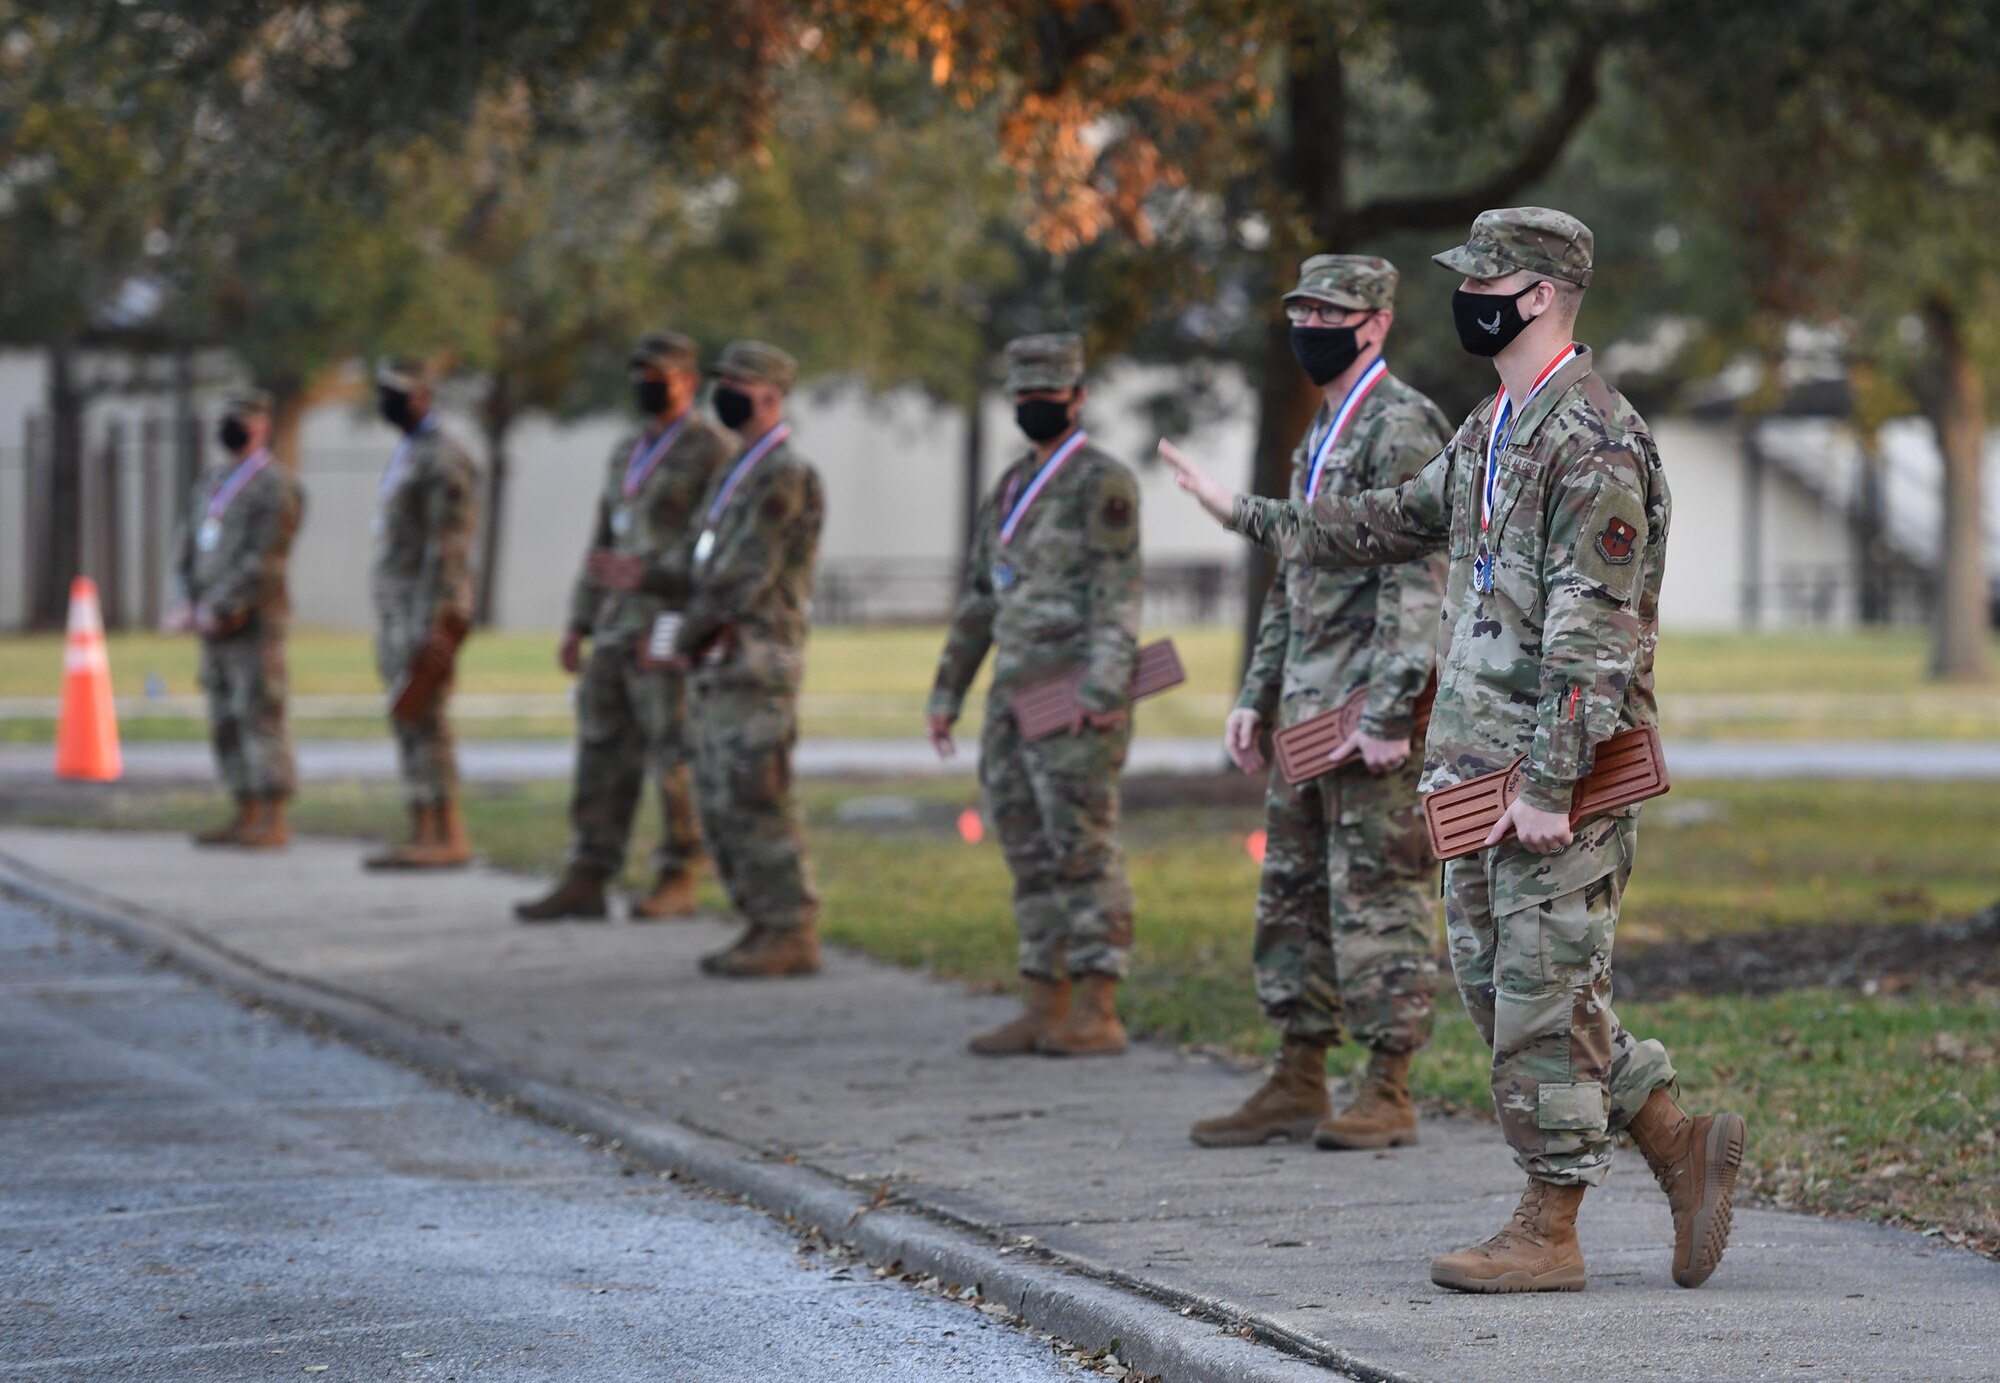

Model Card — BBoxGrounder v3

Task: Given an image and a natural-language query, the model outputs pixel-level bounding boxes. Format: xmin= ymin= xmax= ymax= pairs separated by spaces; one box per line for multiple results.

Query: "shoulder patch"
xmin=1086 ymin=464 xmax=1140 ymax=553
xmin=1595 ymin=515 xmax=1639 ymax=565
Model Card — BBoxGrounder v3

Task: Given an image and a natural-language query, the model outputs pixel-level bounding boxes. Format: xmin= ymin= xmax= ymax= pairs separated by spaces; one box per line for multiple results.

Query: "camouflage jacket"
xmin=669 ymin=430 xmax=824 ymax=693
xmin=567 ymin=413 xmax=734 ymax=644
xmin=1238 ymin=371 xmax=1449 ymax=737
xmin=171 ymin=455 xmax=305 ymax=633
xmin=370 ymin=421 xmax=481 ymax=633
xmin=930 ymin=436 xmax=1142 ymax=720
xmin=1230 ymin=346 xmax=1668 ymax=815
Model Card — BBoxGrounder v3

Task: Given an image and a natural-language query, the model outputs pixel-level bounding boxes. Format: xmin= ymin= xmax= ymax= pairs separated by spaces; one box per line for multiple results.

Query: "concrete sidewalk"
xmin=2 ymin=828 xmax=1994 ymax=1382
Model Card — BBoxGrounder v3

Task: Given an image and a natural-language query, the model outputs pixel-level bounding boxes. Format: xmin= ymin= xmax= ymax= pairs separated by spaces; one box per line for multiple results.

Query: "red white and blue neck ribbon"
xmin=998 ymin=429 xmax=1088 ymax=546
xmin=379 ymin=414 xmax=437 ymax=501
xmin=1481 ymin=343 xmax=1577 ymax=535
xmin=624 ymin=414 xmax=688 ymax=500
xmin=208 ymin=448 xmax=272 ymax=519
xmin=1305 ymin=358 xmax=1387 ymax=501
xmin=705 ymin=423 xmax=790 ymax=527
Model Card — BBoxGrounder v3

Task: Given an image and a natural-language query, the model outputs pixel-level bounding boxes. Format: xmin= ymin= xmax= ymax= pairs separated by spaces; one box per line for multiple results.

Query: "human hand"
xmin=927 ymin=712 xmax=957 ymax=761
xmin=1224 ymin=708 xmax=1264 ymax=774
xmin=588 ymin=551 xmax=645 ymax=591
xmin=162 ymin=603 xmax=195 ymax=635
xmin=1074 ymin=707 xmax=1129 ymax=735
xmin=1330 ymin=729 xmax=1411 ymax=776
xmin=558 ymin=629 xmax=584 ymax=674
xmin=1156 ymin=439 xmax=1235 ymax=525
xmin=1486 ymin=796 xmax=1574 ymax=854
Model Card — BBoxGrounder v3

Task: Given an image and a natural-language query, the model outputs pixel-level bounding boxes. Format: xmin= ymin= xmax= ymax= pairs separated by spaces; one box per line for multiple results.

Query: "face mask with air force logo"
xmin=1450 ymin=282 xmax=1542 ymax=357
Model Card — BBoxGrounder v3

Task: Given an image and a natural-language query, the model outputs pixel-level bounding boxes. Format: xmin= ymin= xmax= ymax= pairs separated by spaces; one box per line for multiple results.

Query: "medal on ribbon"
xmin=1475 ymin=343 xmax=1576 ymax=598
xmin=992 ymin=559 xmax=1017 ymax=591
xmin=199 ymin=448 xmax=272 ymax=557
xmin=611 ymin=506 xmax=633 ymax=538
xmin=197 ymin=517 xmax=222 ymax=552
xmin=693 ymin=422 xmax=790 ymax=570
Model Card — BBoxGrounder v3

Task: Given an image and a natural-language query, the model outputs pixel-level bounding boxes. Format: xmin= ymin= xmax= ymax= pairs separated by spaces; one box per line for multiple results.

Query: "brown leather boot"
xmin=1036 ymin=973 xmax=1128 ymax=1056
xmin=363 ymin=806 xmax=426 ymax=870
xmin=1315 ymin=1047 xmax=1419 ymax=1150
xmin=514 ymin=864 xmax=610 ymax=922
xmin=631 ymin=870 xmax=699 ymax=920
xmin=1190 ymin=1036 xmax=1331 ymax=1146
xmin=401 ymin=796 xmax=472 ymax=869
xmin=194 ymin=798 xmax=253 ymax=847
xmin=967 ymin=977 xmax=1072 ymax=1057
xmin=1627 ymin=1086 xmax=1746 ymax=1288
xmin=1431 ymin=1178 xmax=1588 ymax=1294
xmin=235 ymin=796 xmax=291 ymax=850
xmin=699 ymin=924 xmax=821 ymax=978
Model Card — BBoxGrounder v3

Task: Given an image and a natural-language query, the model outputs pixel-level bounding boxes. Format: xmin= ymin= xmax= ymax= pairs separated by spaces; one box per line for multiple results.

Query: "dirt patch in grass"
xmin=1621 ymin=906 xmax=2000 ymax=1000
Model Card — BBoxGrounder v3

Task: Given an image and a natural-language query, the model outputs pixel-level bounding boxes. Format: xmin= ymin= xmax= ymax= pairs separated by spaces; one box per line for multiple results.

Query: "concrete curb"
xmin=0 ymin=849 xmax=1399 ymax=1383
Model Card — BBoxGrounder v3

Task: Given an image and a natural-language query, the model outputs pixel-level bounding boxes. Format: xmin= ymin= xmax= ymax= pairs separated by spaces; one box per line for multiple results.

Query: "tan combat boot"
xmin=1627 ymin=1086 xmax=1746 ymax=1288
xmin=514 ymin=864 xmax=610 ymax=922
xmin=967 ymin=977 xmax=1072 ymax=1057
xmin=699 ymin=924 xmax=821 ymax=979
xmin=1430 ymin=1178 xmax=1588 ymax=1294
xmin=1190 ymin=1036 xmax=1331 ymax=1146
xmin=1036 ymin=973 xmax=1128 ymax=1056
xmin=631 ymin=870 xmax=699 ymax=921
xmin=400 ymin=796 xmax=472 ymax=869
xmin=194 ymin=798 xmax=253 ymax=847
xmin=1315 ymin=1047 xmax=1419 ymax=1150
xmin=235 ymin=796 xmax=291 ymax=850
xmin=363 ymin=806 xmax=426 ymax=870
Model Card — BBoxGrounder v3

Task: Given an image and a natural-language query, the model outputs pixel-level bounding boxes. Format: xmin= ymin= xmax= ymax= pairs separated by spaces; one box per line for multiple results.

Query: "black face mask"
xmin=377 ymin=387 xmax=417 ymax=433
xmin=1290 ymin=324 xmax=1366 ymax=386
xmin=633 ymin=377 xmax=671 ymax=416
xmin=1015 ymin=396 xmax=1073 ymax=444
xmin=218 ymin=417 xmax=252 ymax=452
xmin=1451 ymin=283 xmax=1541 ymax=357
xmin=712 ymin=384 xmax=754 ymax=431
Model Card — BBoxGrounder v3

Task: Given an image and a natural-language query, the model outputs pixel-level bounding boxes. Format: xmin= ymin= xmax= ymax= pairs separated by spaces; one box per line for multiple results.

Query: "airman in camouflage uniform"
xmin=1162 ymin=209 xmax=1744 ymax=1296
xmin=650 ymin=340 xmax=824 ymax=978
xmin=515 ymin=333 xmax=730 ymax=923
xmin=170 ymin=389 xmax=304 ymax=850
xmin=929 ymin=333 xmax=1143 ymax=1058
xmin=1188 ymin=257 xmax=1448 ymax=1151
xmin=365 ymin=356 xmax=482 ymax=871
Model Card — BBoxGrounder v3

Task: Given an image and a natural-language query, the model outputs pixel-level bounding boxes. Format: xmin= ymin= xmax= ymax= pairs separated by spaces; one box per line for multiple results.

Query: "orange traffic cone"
xmin=55 ymin=577 xmax=122 ymax=782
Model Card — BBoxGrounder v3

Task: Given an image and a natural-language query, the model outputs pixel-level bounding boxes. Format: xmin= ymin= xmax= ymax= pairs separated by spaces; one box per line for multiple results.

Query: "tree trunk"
xmin=476 ymin=389 xmax=513 ymax=628
xmin=957 ymin=389 xmax=985 ymax=597
xmin=1923 ymin=294 xmax=1991 ymax=683
xmin=1236 ymin=26 xmax=1347 ymax=672
xmin=38 ymin=343 xmax=85 ymax=630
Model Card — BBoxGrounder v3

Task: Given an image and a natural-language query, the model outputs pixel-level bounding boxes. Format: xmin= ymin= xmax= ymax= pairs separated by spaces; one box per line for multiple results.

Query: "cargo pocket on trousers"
xmin=1537 ymin=1081 xmax=1608 ymax=1137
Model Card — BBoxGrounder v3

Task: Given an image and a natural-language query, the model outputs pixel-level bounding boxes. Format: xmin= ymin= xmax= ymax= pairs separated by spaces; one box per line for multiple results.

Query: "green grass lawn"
xmin=15 ymin=773 xmax=1997 ymax=1250
xmin=4 ymin=625 xmax=1999 ymax=740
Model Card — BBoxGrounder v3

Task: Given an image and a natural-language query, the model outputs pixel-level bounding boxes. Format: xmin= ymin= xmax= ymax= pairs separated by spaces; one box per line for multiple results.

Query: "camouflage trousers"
xmin=1252 ymin=753 xmax=1438 ymax=1051
xmin=980 ymin=694 xmax=1134 ymax=980
xmin=199 ymin=627 xmax=294 ymax=799
xmin=374 ymin=618 xmax=457 ymax=810
xmin=689 ymin=678 xmax=818 ymax=932
xmin=1443 ymin=813 xmax=1676 ymax=1186
xmin=564 ymin=640 xmax=702 ymax=882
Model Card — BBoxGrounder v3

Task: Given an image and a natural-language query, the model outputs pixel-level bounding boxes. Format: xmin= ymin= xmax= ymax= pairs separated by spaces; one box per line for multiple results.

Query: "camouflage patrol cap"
xmin=1432 ymin=207 xmax=1594 ymax=287
xmin=374 ymin=355 xmax=434 ymax=392
xmin=1282 ymin=254 xmax=1399 ymax=311
xmin=1003 ymin=332 xmax=1085 ymax=395
xmin=708 ymin=339 xmax=797 ymax=392
xmin=629 ymin=331 xmax=699 ymax=372
xmin=222 ymin=388 xmax=274 ymax=419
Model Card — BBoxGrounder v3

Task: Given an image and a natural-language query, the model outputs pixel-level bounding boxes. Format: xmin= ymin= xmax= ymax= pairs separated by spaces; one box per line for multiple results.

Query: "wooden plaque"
xmin=1011 ymin=640 xmax=1186 ymax=741
xmin=1421 ymin=723 xmax=1669 ymax=860
xmin=1272 ymin=673 xmax=1437 ymax=787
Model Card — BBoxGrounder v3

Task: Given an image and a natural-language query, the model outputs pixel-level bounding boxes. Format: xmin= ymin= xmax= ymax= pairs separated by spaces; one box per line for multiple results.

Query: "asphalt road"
xmin=8 ymin=735 xmax=2000 ymax=783
xmin=0 ymin=898 xmax=1084 ymax=1382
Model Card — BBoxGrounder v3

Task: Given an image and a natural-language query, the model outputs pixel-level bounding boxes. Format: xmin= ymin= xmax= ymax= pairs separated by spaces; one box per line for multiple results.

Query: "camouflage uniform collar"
xmin=1500 ymin=344 xmax=1594 ymax=451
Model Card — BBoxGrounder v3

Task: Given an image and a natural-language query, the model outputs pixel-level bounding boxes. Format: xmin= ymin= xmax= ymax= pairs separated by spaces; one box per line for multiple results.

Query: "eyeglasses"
xmin=1285 ymin=302 xmax=1371 ymax=327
